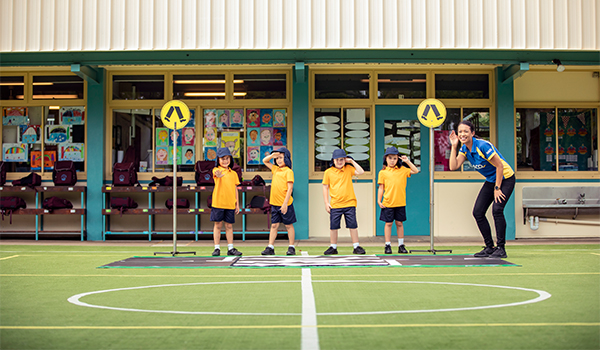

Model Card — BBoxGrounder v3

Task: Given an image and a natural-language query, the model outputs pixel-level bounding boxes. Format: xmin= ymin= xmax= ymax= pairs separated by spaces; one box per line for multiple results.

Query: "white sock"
xmin=353 ymin=242 xmax=359 ymax=249
xmin=268 ymin=244 xmax=274 ymax=249
xmin=289 ymin=245 xmax=295 ymax=248
xmin=385 ymin=242 xmax=391 ymax=246
xmin=214 ymin=245 xmax=220 ymax=250
xmin=398 ymin=238 xmax=404 ymax=246
xmin=228 ymin=244 xmax=234 ymax=250
xmin=331 ymin=244 xmax=337 ymax=249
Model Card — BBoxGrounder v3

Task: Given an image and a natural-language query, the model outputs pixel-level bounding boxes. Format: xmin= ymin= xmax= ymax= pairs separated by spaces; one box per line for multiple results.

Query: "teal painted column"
xmin=85 ymin=68 xmax=105 ymax=240
xmin=495 ymin=67 xmax=516 ymax=241
xmin=292 ymin=64 xmax=309 ymax=240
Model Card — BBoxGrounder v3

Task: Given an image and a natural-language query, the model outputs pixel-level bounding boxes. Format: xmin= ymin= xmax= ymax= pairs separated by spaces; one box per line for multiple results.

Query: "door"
xmin=375 ymin=105 xmax=430 ymax=237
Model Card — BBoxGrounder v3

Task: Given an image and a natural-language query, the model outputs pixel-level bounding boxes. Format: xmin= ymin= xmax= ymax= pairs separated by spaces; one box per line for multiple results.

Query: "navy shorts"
xmin=330 ymin=207 xmax=358 ymax=230
xmin=210 ymin=207 xmax=235 ymax=224
xmin=271 ymin=203 xmax=297 ymax=225
xmin=379 ymin=206 xmax=407 ymax=223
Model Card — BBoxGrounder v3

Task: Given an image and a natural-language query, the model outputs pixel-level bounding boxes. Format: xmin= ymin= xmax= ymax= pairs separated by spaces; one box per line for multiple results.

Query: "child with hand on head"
xmin=210 ymin=148 xmax=242 ymax=256
xmin=377 ymin=147 xmax=420 ymax=254
xmin=261 ymin=147 xmax=296 ymax=256
xmin=322 ymin=149 xmax=366 ymax=255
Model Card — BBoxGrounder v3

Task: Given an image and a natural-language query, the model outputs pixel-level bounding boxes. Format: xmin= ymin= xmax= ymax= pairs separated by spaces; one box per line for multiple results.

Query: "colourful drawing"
xmin=204 ymin=109 xmax=217 ymax=128
xmin=2 ymin=143 xmax=28 ymax=162
xmin=182 ymin=146 xmax=195 ymax=165
xmin=578 ymin=144 xmax=588 ymax=155
xmin=247 ymin=128 xmax=260 ymax=147
xmin=156 ymin=146 xmax=168 ymax=165
xmin=204 ymin=127 xmax=217 ymax=146
xmin=273 ymin=128 xmax=286 ymax=146
xmin=204 ymin=147 xmax=217 ymax=161
xmin=20 ymin=125 xmax=40 ymax=144
xmin=60 ymin=107 xmax=85 ymax=125
xmin=260 ymin=128 xmax=273 ymax=146
xmin=182 ymin=127 xmax=195 ymax=146
xmin=247 ymin=109 xmax=260 ymax=127
xmin=230 ymin=109 xmax=243 ymax=128
xmin=247 ymin=146 xmax=260 ymax=165
xmin=168 ymin=146 xmax=182 ymax=165
xmin=187 ymin=109 xmax=196 ymax=127
xmin=59 ymin=143 xmax=85 ymax=162
xmin=156 ymin=128 xmax=169 ymax=146
xmin=220 ymin=132 xmax=240 ymax=158
xmin=2 ymin=107 xmax=28 ymax=125
xmin=31 ymin=150 xmax=56 ymax=170
xmin=260 ymin=109 xmax=273 ymax=127
xmin=46 ymin=125 xmax=70 ymax=144
xmin=44 ymin=151 xmax=57 ymax=170
xmin=273 ymin=109 xmax=286 ymax=127
xmin=169 ymin=129 xmax=181 ymax=146
xmin=218 ymin=110 xmax=230 ymax=128
xmin=260 ymin=145 xmax=273 ymax=159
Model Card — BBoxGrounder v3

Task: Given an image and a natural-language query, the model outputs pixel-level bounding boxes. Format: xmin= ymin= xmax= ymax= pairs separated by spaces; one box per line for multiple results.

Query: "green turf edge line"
xmin=97 ymin=264 xmax=521 ymax=269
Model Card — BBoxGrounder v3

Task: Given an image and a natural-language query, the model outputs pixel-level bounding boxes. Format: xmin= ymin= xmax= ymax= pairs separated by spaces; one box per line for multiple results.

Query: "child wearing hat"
xmin=322 ymin=148 xmax=366 ymax=255
xmin=261 ymin=147 xmax=296 ymax=256
xmin=377 ymin=147 xmax=419 ymax=254
xmin=210 ymin=148 xmax=242 ymax=256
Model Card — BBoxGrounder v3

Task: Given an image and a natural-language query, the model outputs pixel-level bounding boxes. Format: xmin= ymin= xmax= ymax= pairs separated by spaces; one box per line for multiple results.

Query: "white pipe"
xmin=529 ymin=216 xmax=539 ymax=231
xmin=534 ymin=216 xmax=600 ymax=226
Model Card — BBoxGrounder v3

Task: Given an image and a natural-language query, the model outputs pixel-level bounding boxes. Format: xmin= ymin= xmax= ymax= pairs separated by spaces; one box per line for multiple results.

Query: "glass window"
xmin=32 ymin=75 xmax=84 ymax=100
xmin=315 ymin=74 xmax=370 ymax=99
xmin=435 ymin=74 xmax=489 ymax=99
xmin=152 ymin=109 xmax=197 ymax=172
xmin=0 ymin=76 xmax=25 ymax=100
xmin=234 ymin=74 xmax=286 ymax=99
xmin=314 ymin=107 xmax=371 ymax=172
xmin=173 ymin=74 xmax=225 ymax=100
xmin=2 ymin=106 xmax=85 ymax=172
xmin=384 ymin=119 xmax=421 ymax=171
xmin=377 ymin=74 xmax=426 ymax=99
xmin=113 ymin=75 xmax=164 ymax=100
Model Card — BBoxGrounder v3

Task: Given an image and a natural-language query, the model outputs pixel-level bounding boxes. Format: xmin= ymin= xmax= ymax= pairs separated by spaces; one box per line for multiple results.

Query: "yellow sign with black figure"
xmin=417 ymin=99 xmax=447 ymax=128
xmin=161 ymin=100 xmax=191 ymax=130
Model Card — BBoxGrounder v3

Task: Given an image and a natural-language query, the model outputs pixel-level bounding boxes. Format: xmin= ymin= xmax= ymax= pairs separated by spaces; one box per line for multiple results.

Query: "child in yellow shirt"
xmin=377 ymin=147 xmax=419 ymax=254
xmin=210 ymin=148 xmax=242 ymax=256
xmin=261 ymin=147 xmax=296 ymax=256
xmin=322 ymin=149 xmax=365 ymax=255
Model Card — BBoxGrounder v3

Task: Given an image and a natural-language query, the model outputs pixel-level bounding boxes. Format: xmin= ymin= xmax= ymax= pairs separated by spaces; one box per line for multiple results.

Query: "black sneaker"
xmin=353 ymin=246 xmax=366 ymax=254
xmin=261 ymin=246 xmax=275 ymax=255
xmin=398 ymin=244 xmax=408 ymax=254
xmin=212 ymin=248 xmax=220 ymax=256
xmin=324 ymin=246 xmax=338 ymax=255
xmin=384 ymin=245 xmax=392 ymax=254
xmin=227 ymin=248 xmax=243 ymax=256
xmin=489 ymin=246 xmax=507 ymax=258
xmin=286 ymin=246 xmax=296 ymax=255
xmin=474 ymin=246 xmax=496 ymax=257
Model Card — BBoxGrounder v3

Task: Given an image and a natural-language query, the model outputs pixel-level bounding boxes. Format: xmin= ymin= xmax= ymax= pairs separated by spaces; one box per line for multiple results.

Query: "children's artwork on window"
xmin=273 ymin=128 xmax=286 ymax=146
xmin=204 ymin=127 xmax=217 ymax=147
xmin=182 ymin=146 xmax=195 ymax=165
xmin=230 ymin=109 xmax=243 ymax=128
xmin=260 ymin=128 xmax=273 ymax=146
xmin=204 ymin=147 xmax=217 ymax=161
xmin=247 ymin=146 xmax=260 ymax=165
xmin=221 ymin=132 xmax=241 ymax=158
xmin=156 ymin=128 xmax=169 ymax=146
xmin=31 ymin=150 xmax=57 ymax=171
xmin=247 ymin=109 xmax=260 ymax=127
xmin=218 ymin=110 xmax=230 ymax=128
xmin=273 ymin=109 xmax=286 ymax=127
xmin=2 ymin=143 xmax=28 ymax=162
xmin=260 ymin=109 xmax=273 ymax=127
xmin=60 ymin=107 xmax=85 ymax=125
xmin=204 ymin=109 xmax=217 ymax=128
xmin=182 ymin=127 xmax=195 ymax=146
xmin=187 ymin=109 xmax=196 ymax=127
xmin=59 ymin=143 xmax=85 ymax=162
xmin=168 ymin=146 xmax=182 ymax=165
xmin=247 ymin=128 xmax=260 ymax=146
xmin=46 ymin=125 xmax=70 ymax=144
xmin=260 ymin=145 xmax=273 ymax=160
xmin=2 ymin=107 xmax=28 ymax=125
xmin=156 ymin=146 xmax=169 ymax=165
xmin=19 ymin=125 xmax=40 ymax=144
xmin=169 ymin=129 xmax=181 ymax=147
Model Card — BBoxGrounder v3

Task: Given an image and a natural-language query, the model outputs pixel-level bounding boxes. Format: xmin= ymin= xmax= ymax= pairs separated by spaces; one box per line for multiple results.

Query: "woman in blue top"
xmin=449 ymin=120 xmax=516 ymax=258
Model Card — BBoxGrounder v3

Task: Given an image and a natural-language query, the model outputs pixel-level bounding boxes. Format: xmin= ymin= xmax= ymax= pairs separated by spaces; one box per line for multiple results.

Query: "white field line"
xmin=301 ymin=251 xmax=320 ymax=350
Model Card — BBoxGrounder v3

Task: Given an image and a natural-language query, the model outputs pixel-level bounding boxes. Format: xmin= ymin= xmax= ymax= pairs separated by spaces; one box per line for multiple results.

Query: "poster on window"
xmin=247 ymin=109 xmax=260 ymax=127
xmin=260 ymin=109 xmax=273 ymax=127
xmin=182 ymin=127 xmax=195 ymax=146
xmin=168 ymin=146 xmax=182 ymax=165
xmin=260 ymin=145 xmax=273 ymax=160
xmin=204 ymin=109 xmax=217 ymax=128
xmin=60 ymin=107 xmax=85 ymax=125
xmin=220 ymin=132 xmax=241 ymax=158
xmin=156 ymin=146 xmax=168 ymax=165
xmin=273 ymin=128 xmax=286 ymax=146
xmin=204 ymin=127 xmax=217 ymax=146
xmin=247 ymin=146 xmax=260 ymax=165
xmin=31 ymin=150 xmax=57 ymax=171
xmin=217 ymin=110 xmax=230 ymax=128
xmin=46 ymin=125 xmax=70 ymax=144
xmin=169 ymin=129 xmax=182 ymax=147
xmin=247 ymin=128 xmax=260 ymax=146
xmin=19 ymin=125 xmax=40 ymax=144
xmin=230 ymin=109 xmax=243 ymax=128
xmin=182 ymin=146 xmax=195 ymax=165
xmin=204 ymin=147 xmax=217 ymax=161
xmin=156 ymin=128 xmax=169 ymax=146
xmin=273 ymin=110 xmax=286 ymax=127
xmin=2 ymin=107 xmax=28 ymax=125
xmin=2 ymin=143 xmax=28 ymax=162
xmin=59 ymin=143 xmax=85 ymax=162
xmin=260 ymin=128 xmax=272 ymax=146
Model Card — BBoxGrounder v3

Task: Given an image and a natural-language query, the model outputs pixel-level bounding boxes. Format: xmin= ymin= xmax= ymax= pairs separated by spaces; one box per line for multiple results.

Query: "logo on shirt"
xmin=472 ymin=164 xmax=486 ymax=170
xmin=486 ymin=148 xmax=493 ymax=155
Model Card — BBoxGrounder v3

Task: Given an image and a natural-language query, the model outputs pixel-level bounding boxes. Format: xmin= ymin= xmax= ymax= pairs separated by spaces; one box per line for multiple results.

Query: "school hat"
xmin=215 ymin=147 xmax=233 ymax=167
xmin=274 ymin=147 xmax=292 ymax=169
xmin=329 ymin=149 xmax=353 ymax=168
xmin=383 ymin=146 xmax=403 ymax=167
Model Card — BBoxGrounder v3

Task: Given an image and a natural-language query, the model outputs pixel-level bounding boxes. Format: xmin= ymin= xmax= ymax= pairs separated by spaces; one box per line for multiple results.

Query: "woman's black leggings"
xmin=472 ymin=175 xmax=516 ymax=248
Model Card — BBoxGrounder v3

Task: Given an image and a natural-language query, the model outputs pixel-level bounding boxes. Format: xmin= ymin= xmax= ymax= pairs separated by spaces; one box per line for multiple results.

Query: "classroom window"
xmin=0 ymin=76 xmax=25 ymax=100
xmin=32 ymin=75 xmax=84 ymax=100
xmin=435 ymin=74 xmax=489 ymax=99
xmin=314 ymin=74 xmax=370 ymax=99
xmin=173 ymin=74 xmax=226 ymax=100
xmin=384 ymin=119 xmax=421 ymax=171
xmin=112 ymin=75 xmax=164 ymax=100
xmin=377 ymin=73 xmax=426 ymax=99
xmin=314 ymin=107 xmax=371 ymax=172
xmin=233 ymin=74 xmax=287 ymax=99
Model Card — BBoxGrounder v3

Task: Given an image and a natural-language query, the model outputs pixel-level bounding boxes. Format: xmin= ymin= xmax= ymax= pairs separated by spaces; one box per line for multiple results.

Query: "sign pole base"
xmin=153 ymin=251 xmax=196 ymax=256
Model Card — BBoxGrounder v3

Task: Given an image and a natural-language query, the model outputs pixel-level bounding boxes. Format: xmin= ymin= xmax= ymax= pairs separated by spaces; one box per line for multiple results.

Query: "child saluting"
xmin=377 ymin=147 xmax=419 ymax=254
xmin=210 ymin=148 xmax=242 ymax=256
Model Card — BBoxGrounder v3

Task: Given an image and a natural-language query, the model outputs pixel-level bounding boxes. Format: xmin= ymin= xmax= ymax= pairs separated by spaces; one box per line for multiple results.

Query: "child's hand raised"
xmin=345 ymin=157 xmax=354 ymax=164
xmin=400 ymin=155 xmax=409 ymax=163
xmin=449 ymin=130 xmax=459 ymax=147
xmin=214 ymin=169 xmax=224 ymax=178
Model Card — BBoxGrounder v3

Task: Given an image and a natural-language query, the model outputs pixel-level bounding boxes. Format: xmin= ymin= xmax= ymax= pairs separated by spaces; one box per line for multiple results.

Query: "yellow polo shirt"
xmin=323 ymin=165 xmax=357 ymax=208
xmin=377 ymin=166 xmax=412 ymax=207
xmin=212 ymin=166 xmax=240 ymax=209
xmin=270 ymin=165 xmax=294 ymax=206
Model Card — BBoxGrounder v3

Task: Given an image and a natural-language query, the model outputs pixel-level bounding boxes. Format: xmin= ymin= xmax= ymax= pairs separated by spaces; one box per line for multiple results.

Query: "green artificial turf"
xmin=0 ymin=244 xmax=598 ymax=350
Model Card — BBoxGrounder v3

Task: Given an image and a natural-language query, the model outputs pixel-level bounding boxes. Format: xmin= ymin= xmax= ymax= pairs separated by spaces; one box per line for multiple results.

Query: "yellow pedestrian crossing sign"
xmin=160 ymin=100 xmax=191 ymax=130
xmin=417 ymin=99 xmax=447 ymax=128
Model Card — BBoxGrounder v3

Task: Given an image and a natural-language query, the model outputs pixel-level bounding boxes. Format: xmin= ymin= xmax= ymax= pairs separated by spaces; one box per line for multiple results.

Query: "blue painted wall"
xmin=292 ymin=64 xmax=309 ymax=240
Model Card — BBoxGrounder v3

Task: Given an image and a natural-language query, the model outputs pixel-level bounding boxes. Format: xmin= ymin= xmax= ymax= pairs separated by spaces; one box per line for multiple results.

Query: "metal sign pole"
xmin=173 ymin=122 xmax=178 ymax=256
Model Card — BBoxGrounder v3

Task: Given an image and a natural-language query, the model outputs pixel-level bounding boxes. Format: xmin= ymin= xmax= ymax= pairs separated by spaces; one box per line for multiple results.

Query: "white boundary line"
xmin=300 ymin=250 xmax=320 ymax=350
